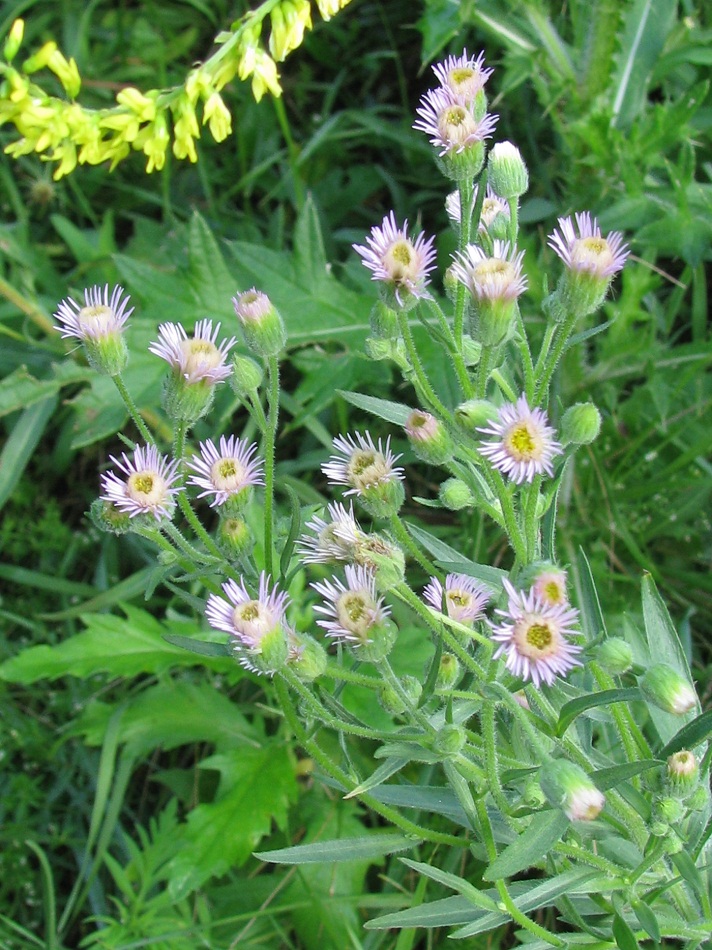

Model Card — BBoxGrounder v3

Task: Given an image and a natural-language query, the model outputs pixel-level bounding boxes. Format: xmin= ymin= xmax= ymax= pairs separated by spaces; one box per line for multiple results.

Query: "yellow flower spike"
xmin=202 ymin=92 xmax=232 ymax=142
xmin=116 ymin=87 xmax=157 ymax=122
xmin=172 ymin=96 xmax=200 ymax=162
xmin=138 ymin=115 xmax=170 ymax=173
xmin=50 ymin=140 xmax=78 ymax=179
xmin=4 ymin=18 xmax=25 ymax=62
xmin=269 ymin=0 xmax=312 ymax=62
xmin=185 ymin=67 xmax=211 ymax=106
xmin=47 ymin=49 xmax=81 ymax=98
xmin=22 ymin=41 xmax=57 ymax=73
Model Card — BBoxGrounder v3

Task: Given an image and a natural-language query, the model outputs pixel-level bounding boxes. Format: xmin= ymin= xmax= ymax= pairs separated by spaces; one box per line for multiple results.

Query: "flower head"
xmin=432 ymin=49 xmax=493 ymax=103
xmin=530 ymin=566 xmax=568 ymax=608
xmin=100 ymin=444 xmax=182 ymax=520
xmin=478 ymin=396 xmax=562 ymax=484
xmin=322 ymin=431 xmax=405 ymax=517
xmin=54 ymin=284 xmax=133 ymax=341
xmin=353 ymin=212 xmax=436 ymax=308
xmin=548 ymin=212 xmax=629 ymax=279
xmin=232 ymin=288 xmax=286 ymax=356
xmin=423 ymin=573 xmax=491 ymax=626
xmin=452 ymin=240 xmax=527 ymax=303
xmin=297 ymin=501 xmax=363 ymax=564
xmin=186 ymin=435 xmax=264 ymax=511
xmin=149 ymin=319 xmax=236 ymax=384
xmin=539 ymin=758 xmax=605 ymax=821
xmin=490 ymin=579 xmax=582 ymax=687
xmin=205 ymin=572 xmax=290 ymax=674
xmin=414 ymin=88 xmax=498 ymax=158
xmin=447 ymin=185 xmax=510 ymax=236
xmin=312 ymin=564 xmax=390 ymax=646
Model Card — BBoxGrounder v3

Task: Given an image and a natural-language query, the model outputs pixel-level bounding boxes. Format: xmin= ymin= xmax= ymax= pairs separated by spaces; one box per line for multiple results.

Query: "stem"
xmin=453 ymin=177 xmax=474 ymax=351
xmin=534 ymin=309 xmax=578 ymax=404
xmin=275 ymin=678 xmax=467 ymax=848
xmin=377 ymin=656 xmax=437 ymax=736
xmin=475 ymin=343 xmax=494 ymax=399
xmin=515 ymin=308 xmax=536 ymax=402
xmin=482 ymin=701 xmax=514 ymax=816
xmin=388 ymin=514 xmax=440 ymax=576
xmin=423 ymin=297 xmax=472 ymax=398
xmin=523 ymin=476 xmax=542 ymax=561
xmin=170 ymin=420 xmax=228 ymax=561
xmin=397 ymin=310 xmax=454 ymax=424
xmin=263 ymin=356 xmax=280 ymax=578
xmin=112 ymin=372 xmax=155 ymax=445
xmin=323 ymin=662 xmax=382 ymax=689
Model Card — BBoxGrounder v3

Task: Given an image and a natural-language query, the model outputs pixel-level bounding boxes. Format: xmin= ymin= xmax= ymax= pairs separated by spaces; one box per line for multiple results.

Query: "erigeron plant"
xmin=53 ymin=49 xmax=711 ymax=945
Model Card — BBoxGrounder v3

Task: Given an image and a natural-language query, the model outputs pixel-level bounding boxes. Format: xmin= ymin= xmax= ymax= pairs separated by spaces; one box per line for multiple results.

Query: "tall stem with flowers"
xmin=53 ymin=49 xmax=711 ymax=945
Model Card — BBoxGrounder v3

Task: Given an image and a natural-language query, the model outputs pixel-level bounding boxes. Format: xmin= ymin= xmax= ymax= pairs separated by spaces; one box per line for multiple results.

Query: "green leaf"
xmin=404 ymin=524 xmax=505 ymax=590
xmin=256 ymin=833 xmax=418 ymax=865
xmin=483 ymin=810 xmax=569 ymax=880
xmin=0 ymin=365 xmax=89 ymax=418
xmin=576 ymin=548 xmax=608 ymax=640
xmin=0 ymin=606 xmax=229 ymax=683
xmin=161 ymin=633 xmax=232 ymax=658
xmin=591 ymin=760 xmax=662 ymax=790
xmin=659 ymin=708 xmax=712 ymax=758
xmin=364 ymin=895 xmax=480 ymax=930
xmin=612 ymin=910 xmax=639 ymax=950
xmin=337 ymin=390 xmax=413 ymax=426
xmin=631 ymin=900 xmax=661 ymax=942
xmin=187 ymin=212 xmax=236 ymax=311
xmin=557 ymin=688 xmax=642 ymax=736
xmin=399 ymin=858 xmax=498 ymax=911
xmin=293 ymin=193 xmax=328 ymax=284
xmin=344 ymin=757 xmax=410 ymax=799
xmin=167 ymin=743 xmax=298 ymax=899
xmin=39 ymin=567 xmax=156 ymax=619
xmin=0 ymin=395 xmax=57 ymax=511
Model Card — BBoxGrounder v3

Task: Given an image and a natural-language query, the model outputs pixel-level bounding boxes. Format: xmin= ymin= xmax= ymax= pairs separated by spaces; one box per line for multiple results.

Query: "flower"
xmin=205 ymin=572 xmax=290 ymax=674
xmin=432 ymin=49 xmax=493 ymax=103
xmin=297 ymin=501 xmax=363 ymax=564
xmin=322 ymin=431 xmax=405 ymax=516
xmin=54 ymin=284 xmax=133 ymax=341
xmin=100 ymin=444 xmax=182 ymax=520
xmin=353 ymin=212 xmax=436 ymax=307
xmin=487 ymin=141 xmax=529 ymax=199
xmin=232 ymin=288 xmax=286 ymax=356
xmin=478 ymin=395 xmax=562 ymax=484
xmin=490 ymin=579 xmax=582 ymax=687
xmin=548 ymin=212 xmax=629 ymax=280
xmin=452 ymin=240 xmax=527 ymax=303
xmin=423 ymin=573 xmax=491 ymax=625
xmin=149 ymin=319 xmax=236 ymax=384
xmin=446 ymin=185 xmax=510 ymax=235
xmin=413 ymin=87 xmax=498 ymax=157
xmin=312 ymin=564 xmax=390 ymax=645
xmin=530 ymin=566 xmax=568 ymax=607
xmin=186 ymin=435 xmax=264 ymax=510
xmin=539 ymin=759 xmax=605 ymax=821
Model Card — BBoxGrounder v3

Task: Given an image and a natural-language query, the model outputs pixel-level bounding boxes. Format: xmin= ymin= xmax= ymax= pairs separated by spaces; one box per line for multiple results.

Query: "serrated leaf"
xmin=337 ymin=390 xmax=413 ymax=426
xmin=167 ymin=743 xmax=298 ymax=898
xmin=0 ymin=366 xmax=83 ymax=417
xmin=187 ymin=212 xmax=237 ymax=310
xmin=0 ymin=605 xmax=228 ymax=683
xmin=557 ymin=688 xmax=642 ymax=736
xmin=483 ymin=810 xmax=569 ymax=880
xmin=256 ymin=833 xmax=417 ymax=865
xmin=293 ymin=194 xmax=328 ymax=283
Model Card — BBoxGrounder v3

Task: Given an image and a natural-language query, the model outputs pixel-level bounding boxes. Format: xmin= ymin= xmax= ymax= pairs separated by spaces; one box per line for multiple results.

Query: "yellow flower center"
xmin=384 ymin=239 xmax=418 ymax=285
xmin=182 ymin=339 xmax=221 ymax=376
xmin=571 ymin=237 xmax=614 ymax=275
xmin=527 ymin=622 xmax=553 ymax=650
xmin=212 ymin=457 xmax=247 ymax=493
xmin=451 ymin=67 xmax=475 ymax=88
xmin=78 ymin=303 xmax=113 ymax=334
xmin=337 ymin=591 xmax=374 ymax=640
xmin=505 ymin=421 xmax=542 ymax=461
xmin=126 ymin=470 xmax=167 ymax=508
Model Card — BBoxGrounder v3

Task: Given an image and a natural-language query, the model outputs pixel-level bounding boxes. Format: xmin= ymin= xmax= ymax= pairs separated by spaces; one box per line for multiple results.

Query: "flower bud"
xmin=289 ymin=633 xmax=327 ymax=682
xmin=487 ymin=141 xmax=528 ymax=200
xmin=233 ymin=288 xmax=286 ymax=357
xmin=640 ymin=664 xmax=697 ymax=715
xmin=405 ymin=410 xmax=453 ymax=466
xmin=4 ymin=19 xmax=24 ymax=62
xmin=561 ymin=402 xmax=602 ymax=445
xmin=89 ymin=498 xmax=132 ymax=535
xmin=357 ymin=619 xmax=398 ymax=663
xmin=653 ymin=796 xmax=686 ymax=825
xmin=369 ymin=301 xmax=400 ymax=340
xmin=436 ymin=653 xmax=461 ymax=690
xmin=230 ymin=354 xmax=264 ymax=396
xmin=439 ymin=477 xmax=475 ymax=510
xmin=539 ymin=759 xmax=605 ymax=821
xmin=365 ymin=336 xmax=410 ymax=369
xmin=666 ymin=750 xmax=699 ymax=799
xmin=433 ymin=723 xmax=467 ymax=757
xmin=216 ymin=516 xmax=253 ymax=560
xmin=353 ymin=535 xmax=405 ymax=591
xmin=378 ymin=682 xmax=405 ymax=716
xmin=594 ymin=637 xmax=634 ymax=676
xmin=358 ymin=478 xmax=406 ymax=521
xmin=455 ymin=399 xmax=498 ymax=430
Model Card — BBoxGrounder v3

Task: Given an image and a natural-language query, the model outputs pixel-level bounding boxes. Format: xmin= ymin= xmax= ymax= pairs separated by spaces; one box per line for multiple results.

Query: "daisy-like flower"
xmin=312 ymin=564 xmax=390 ymax=646
xmin=452 ymin=240 xmax=527 ymax=303
xmin=423 ymin=573 xmax=491 ymax=626
xmin=353 ymin=212 xmax=436 ymax=308
xmin=149 ymin=319 xmax=236 ymax=384
xmin=478 ymin=395 xmax=562 ymax=484
xmin=447 ymin=186 xmax=510 ymax=235
xmin=205 ymin=572 xmax=290 ymax=674
xmin=100 ymin=444 xmax=182 ymax=520
xmin=432 ymin=49 xmax=493 ymax=103
xmin=548 ymin=212 xmax=629 ymax=279
xmin=54 ymin=284 xmax=133 ymax=375
xmin=186 ymin=435 xmax=264 ymax=511
xmin=530 ymin=566 xmax=568 ymax=607
xmin=490 ymin=578 xmax=582 ymax=687
xmin=414 ymin=87 xmax=498 ymax=158
xmin=322 ymin=431 xmax=405 ymax=517
xmin=54 ymin=284 xmax=133 ymax=341
xmin=297 ymin=501 xmax=363 ymax=564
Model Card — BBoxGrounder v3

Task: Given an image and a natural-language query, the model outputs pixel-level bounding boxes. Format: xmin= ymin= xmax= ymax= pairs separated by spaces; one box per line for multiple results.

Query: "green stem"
xmin=507 ymin=198 xmax=520 ymax=248
xmin=171 ymin=420 xmax=228 ymax=562
xmin=515 ymin=308 xmax=536 ymax=402
xmin=482 ymin=701 xmax=514 ymax=816
xmin=275 ymin=678 xmax=466 ymax=848
xmin=453 ymin=177 xmax=474 ymax=351
xmin=423 ymin=297 xmax=472 ymax=398
xmin=272 ymin=95 xmax=305 ymax=214
xmin=263 ymin=356 xmax=280 ymax=578
xmin=486 ymin=681 xmax=551 ymax=760
xmin=378 ymin=656 xmax=437 ymax=736
xmin=397 ymin=310 xmax=454 ymax=424
xmin=523 ymin=476 xmax=542 ymax=561
xmin=534 ymin=309 xmax=578 ymax=404
xmin=475 ymin=343 xmax=494 ymax=399
xmin=590 ymin=662 xmax=651 ymax=763
xmin=388 ymin=514 xmax=439 ymax=576
xmin=323 ymin=662 xmax=382 ymax=689
xmin=112 ymin=372 xmax=155 ymax=445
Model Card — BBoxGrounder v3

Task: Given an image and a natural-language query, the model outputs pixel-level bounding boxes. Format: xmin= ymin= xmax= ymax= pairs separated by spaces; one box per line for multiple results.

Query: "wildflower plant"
xmin=38 ymin=46 xmax=712 ymax=948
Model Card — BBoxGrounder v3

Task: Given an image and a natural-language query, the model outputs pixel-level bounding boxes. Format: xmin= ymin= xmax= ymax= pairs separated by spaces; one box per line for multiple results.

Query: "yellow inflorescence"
xmin=0 ymin=0 xmax=353 ymax=178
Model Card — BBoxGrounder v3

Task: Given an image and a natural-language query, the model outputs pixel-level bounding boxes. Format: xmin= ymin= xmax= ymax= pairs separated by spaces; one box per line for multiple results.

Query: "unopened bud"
xmin=439 ymin=477 xmax=475 ymax=510
xmin=4 ymin=19 xmax=24 ymax=62
xmin=233 ymin=288 xmax=286 ymax=357
xmin=460 ymin=335 xmax=482 ymax=366
xmin=89 ymin=498 xmax=132 ymax=535
xmin=369 ymin=301 xmax=400 ymax=340
xmin=405 ymin=409 xmax=453 ymax=465
xmin=487 ymin=141 xmax=528 ymax=200
xmin=290 ymin=634 xmax=327 ymax=682
xmin=539 ymin=758 xmax=605 ymax=821
xmin=561 ymin=402 xmax=602 ymax=445
xmin=666 ymin=750 xmax=699 ymax=799
xmin=455 ymin=399 xmax=498 ymax=430
xmin=654 ymin=796 xmax=686 ymax=824
xmin=436 ymin=653 xmax=461 ymax=690
xmin=433 ymin=723 xmax=467 ymax=757
xmin=216 ymin=516 xmax=253 ymax=559
xmin=594 ymin=637 xmax=633 ymax=676
xmin=230 ymin=354 xmax=264 ymax=396
xmin=640 ymin=664 xmax=697 ymax=715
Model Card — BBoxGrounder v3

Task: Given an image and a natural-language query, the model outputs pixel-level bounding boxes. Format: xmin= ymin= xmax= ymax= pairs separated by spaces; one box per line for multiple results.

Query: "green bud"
xmin=290 ymin=634 xmax=327 ymax=683
xmin=369 ymin=301 xmax=400 ymax=340
xmin=439 ymin=478 xmax=475 ymax=510
xmin=233 ymin=288 xmax=286 ymax=357
xmin=401 ymin=675 xmax=423 ymax=706
xmin=250 ymin=624 xmax=289 ymax=676
xmin=433 ymin=724 xmax=467 ymax=757
xmin=594 ymin=637 xmax=634 ymax=676
xmin=539 ymin=759 xmax=605 ymax=821
xmin=666 ymin=750 xmax=699 ymax=799
xmin=230 ymin=354 xmax=263 ymax=396
xmin=437 ymin=141 xmax=487 ymax=183
xmin=405 ymin=409 xmax=453 ymax=466
xmin=561 ymin=402 xmax=602 ymax=445
xmin=455 ymin=399 xmax=498 ymax=430
xmin=4 ymin=19 xmax=24 ymax=62
xmin=357 ymin=478 xmax=405 ymax=520
xmin=654 ymin=796 xmax=686 ymax=825
xmin=216 ymin=516 xmax=253 ymax=559
xmin=640 ymin=664 xmax=697 ymax=716
xmin=377 ymin=682 xmax=405 ymax=716
xmin=522 ymin=776 xmax=546 ymax=809
xmin=365 ymin=336 xmax=410 ymax=369
xmin=89 ymin=498 xmax=132 ymax=535
xmin=436 ymin=653 xmax=461 ymax=690
xmin=487 ymin=141 xmax=528 ymax=200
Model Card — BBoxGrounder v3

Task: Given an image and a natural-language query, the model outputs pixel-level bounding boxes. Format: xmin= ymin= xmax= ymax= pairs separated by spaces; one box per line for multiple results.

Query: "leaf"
xmin=557 ymin=688 xmax=642 ymax=736
xmin=591 ymin=760 xmax=662 ymax=790
xmin=0 ymin=365 xmax=88 ymax=417
xmin=659 ymin=708 xmax=712 ymax=758
xmin=293 ymin=193 xmax=328 ymax=284
xmin=631 ymin=900 xmax=661 ymax=942
xmin=612 ymin=910 xmax=639 ymax=950
xmin=399 ymin=858 xmax=498 ymax=910
xmin=0 ymin=605 xmax=231 ymax=683
xmin=483 ymin=810 xmax=569 ymax=881
xmin=187 ymin=212 xmax=237 ymax=311
xmin=344 ymin=757 xmax=410 ymax=799
xmin=161 ymin=633 xmax=232 ymax=658
xmin=0 ymin=396 xmax=57 ymax=511
xmin=404 ymin=523 xmax=505 ymax=590
xmin=167 ymin=743 xmax=298 ymax=899
xmin=364 ymin=895 xmax=480 ymax=931
xmin=257 ymin=833 xmax=417 ymax=865
xmin=576 ymin=548 xmax=608 ymax=640
xmin=337 ymin=390 xmax=413 ymax=426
